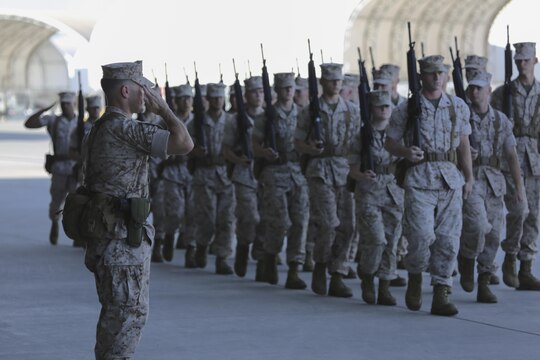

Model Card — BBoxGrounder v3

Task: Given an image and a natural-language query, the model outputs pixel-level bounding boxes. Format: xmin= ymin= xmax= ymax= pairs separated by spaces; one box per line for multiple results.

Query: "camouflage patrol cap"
xmin=380 ymin=64 xmax=400 ymax=80
xmin=295 ymin=76 xmax=308 ymax=90
xmin=320 ymin=63 xmax=343 ymax=81
xmin=274 ymin=72 xmax=296 ymax=88
xmin=174 ymin=84 xmax=193 ymax=97
xmin=244 ymin=76 xmax=263 ymax=91
xmin=418 ymin=55 xmax=448 ymax=73
xmin=369 ymin=90 xmax=392 ymax=107
xmin=464 ymin=55 xmax=488 ymax=70
xmin=85 ymin=95 xmax=102 ymax=108
xmin=206 ymin=83 xmax=226 ymax=97
xmin=101 ymin=60 xmax=154 ymax=88
xmin=467 ymin=71 xmax=492 ymax=88
xmin=373 ymin=69 xmax=393 ymax=85
xmin=58 ymin=92 xmax=76 ymax=103
xmin=342 ymin=73 xmax=360 ymax=88
xmin=514 ymin=42 xmax=536 ymax=60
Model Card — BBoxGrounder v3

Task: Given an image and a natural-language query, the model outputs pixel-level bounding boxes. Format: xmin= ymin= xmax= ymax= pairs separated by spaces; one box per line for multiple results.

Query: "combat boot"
xmin=162 ymin=232 xmax=175 ymax=262
xmin=517 ymin=260 xmax=540 ymax=291
xmin=285 ymin=262 xmax=307 ymax=290
xmin=344 ymin=266 xmax=358 ymax=279
xmin=234 ymin=244 xmax=250 ymax=278
xmin=431 ymin=284 xmax=458 ymax=316
xmin=185 ymin=245 xmax=197 ymax=268
xmin=264 ymin=254 xmax=278 ymax=285
xmin=151 ymin=238 xmax=163 ymax=263
xmin=49 ymin=220 xmax=59 ymax=245
xmin=328 ymin=273 xmax=353 ymax=298
xmin=255 ymin=260 xmax=265 ymax=282
xmin=477 ymin=272 xmax=497 ymax=303
xmin=405 ymin=273 xmax=422 ymax=311
xmin=303 ymin=252 xmax=314 ymax=272
xmin=389 ymin=274 xmax=407 ymax=287
xmin=311 ymin=262 xmax=327 ymax=295
xmin=490 ymin=273 xmax=500 ymax=285
xmin=502 ymin=253 xmax=519 ymax=288
xmin=458 ymin=254 xmax=475 ymax=292
xmin=360 ymin=273 xmax=376 ymax=304
xmin=176 ymin=231 xmax=186 ymax=249
xmin=377 ymin=279 xmax=396 ymax=306
xmin=216 ymin=257 xmax=233 ymax=275
xmin=195 ymin=245 xmax=208 ymax=268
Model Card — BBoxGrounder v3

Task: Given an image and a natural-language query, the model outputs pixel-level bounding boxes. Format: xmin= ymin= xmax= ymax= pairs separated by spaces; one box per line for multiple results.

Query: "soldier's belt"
xmin=420 ymin=150 xmax=458 ymax=164
xmin=474 ymin=155 xmax=501 ymax=169
xmin=374 ymin=164 xmax=396 ymax=175
xmin=514 ymin=129 xmax=539 ymax=138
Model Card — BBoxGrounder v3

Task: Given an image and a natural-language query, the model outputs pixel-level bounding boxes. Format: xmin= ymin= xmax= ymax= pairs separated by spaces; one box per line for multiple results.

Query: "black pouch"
xmin=44 ymin=154 xmax=55 ymax=174
xmin=62 ymin=187 xmax=92 ymax=241
xmin=126 ymin=198 xmax=151 ymax=248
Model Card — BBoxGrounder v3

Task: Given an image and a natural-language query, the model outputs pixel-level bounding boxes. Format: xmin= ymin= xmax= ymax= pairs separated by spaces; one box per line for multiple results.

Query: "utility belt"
xmin=373 ymin=163 xmax=396 ymax=175
xmin=418 ymin=150 xmax=458 ymax=165
xmin=474 ymin=155 xmax=501 ymax=170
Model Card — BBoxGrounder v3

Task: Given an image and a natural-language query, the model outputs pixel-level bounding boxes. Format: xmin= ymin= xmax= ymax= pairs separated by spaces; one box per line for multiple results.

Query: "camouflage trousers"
xmin=502 ymin=173 xmax=537 ymax=261
xmin=250 ymin=184 xmax=266 ymax=261
xmin=403 ymin=187 xmax=462 ymax=286
xmin=162 ymin=180 xmax=195 ymax=244
xmin=234 ymin=183 xmax=260 ymax=247
xmin=85 ymin=237 xmax=151 ymax=360
xmin=305 ymin=220 xmax=316 ymax=254
xmin=49 ymin=173 xmax=77 ymax=221
xmin=261 ymin=176 xmax=309 ymax=264
xmin=308 ymin=179 xmax=355 ymax=275
xmin=150 ymin=179 xmax=166 ymax=239
xmin=192 ymin=183 xmax=235 ymax=258
xmin=461 ymin=178 xmax=504 ymax=274
xmin=356 ymin=195 xmax=402 ymax=280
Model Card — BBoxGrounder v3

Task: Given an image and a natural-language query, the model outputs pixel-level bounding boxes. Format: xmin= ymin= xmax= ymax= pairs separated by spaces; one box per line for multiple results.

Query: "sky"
xmin=1 ymin=0 xmax=540 ymax=90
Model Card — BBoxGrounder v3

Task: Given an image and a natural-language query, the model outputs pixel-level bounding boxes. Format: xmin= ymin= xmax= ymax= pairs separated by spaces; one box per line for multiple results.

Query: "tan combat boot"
xmin=328 ymin=273 xmax=353 ymax=298
xmin=311 ymin=262 xmax=327 ymax=295
xmin=234 ymin=244 xmax=250 ymax=278
xmin=377 ymin=279 xmax=396 ymax=306
xmin=285 ymin=262 xmax=307 ymax=290
xmin=216 ymin=257 xmax=233 ymax=275
xmin=517 ymin=260 xmax=540 ymax=291
xmin=405 ymin=273 xmax=422 ymax=311
xmin=151 ymin=238 xmax=163 ymax=263
xmin=458 ymin=254 xmax=475 ymax=292
xmin=431 ymin=284 xmax=458 ymax=316
xmin=360 ymin=273 xmax=376 ymax=304
xmin=264 ymin=254 xmax=278 ymax=285
xmin=502 ymin=253 xmax=519 ymax=288
xmin=162 ymin=232 xmax=175 ymax=262
xmin=477 ymin=272 xmax=497 ymax=303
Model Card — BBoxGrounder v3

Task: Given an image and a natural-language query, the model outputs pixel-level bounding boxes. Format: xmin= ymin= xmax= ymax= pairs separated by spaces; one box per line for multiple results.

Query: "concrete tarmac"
xmin=1 ymin=120 xmax=540 ymax=359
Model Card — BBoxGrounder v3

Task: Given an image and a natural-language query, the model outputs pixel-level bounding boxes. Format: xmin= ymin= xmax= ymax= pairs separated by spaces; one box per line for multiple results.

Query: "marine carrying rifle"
xmin=502 ymin=25 xmax=513 ymax=118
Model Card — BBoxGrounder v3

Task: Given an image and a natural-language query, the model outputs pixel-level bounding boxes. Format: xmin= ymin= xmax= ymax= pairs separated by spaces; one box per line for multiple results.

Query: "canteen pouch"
xmin=62 ymin=187 xmax=92 ymax=241
xmin=126 ymin=198 xmax=151 ymax=248
xmin=80 ymin=193 xmax=115 ymax=241
xmin=45 ymin=154 xmax=55 ymax=174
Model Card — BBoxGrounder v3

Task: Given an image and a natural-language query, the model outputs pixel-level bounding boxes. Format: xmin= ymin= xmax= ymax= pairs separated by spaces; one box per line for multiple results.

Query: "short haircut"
xmin=100 ymin=78 xmax=130 ymax=98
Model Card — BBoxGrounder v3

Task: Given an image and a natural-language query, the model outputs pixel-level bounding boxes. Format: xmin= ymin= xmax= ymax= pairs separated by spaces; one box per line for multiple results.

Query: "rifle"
xmin=502 ymin=25 xmax=513 ymax=118
xmin=449 ymin=39 xmax=466 ymax=102
xmin=192 ymin=62 xmax=207 ymax=159
xmin=369 ymin=46 xmax=376 ymax=76
xmin=406 ymin=22 xmax=422 ymax=149
xmin=232 ymin=59 xmax=253 ymax=162
xmin=358 ymin=48 xmax=374 ymax=172
xmin=76 ymin=71 xmax=85 ymax=153
xmin=421 ymin=42 xmax=425 ymax=58
xmin=260 ymin=44 xmax=277 ymax=152
xmin=164 ymin=63 xmax=174 ymax=110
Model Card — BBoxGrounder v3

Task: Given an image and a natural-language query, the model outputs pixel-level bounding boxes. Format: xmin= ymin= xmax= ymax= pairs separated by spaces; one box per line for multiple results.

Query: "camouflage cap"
xmin=295 ymin=76 xmax=308 ymax=90
xmin=58 ymin=92 xmax=76 ymax=103
xmin=380 ymin=64 xmax=400 ymax=80
xmin=342 ymin=73 xmax=360 ymax=88
xmin=514 ymin=42 xmax=536 ymax=60
xmin=101 ymin=60 xmax=154 ymax=88
xmin=320 ymin=63 xmax=343 ymax=81
xmin=274 ymin=72 xmax=296 ymax=88
xmin=464 ymin=55 xmax=488 ymax=70
xmin=467 ymin=71 xmax=492 ymax=88
xmin=174 ymin=84 xmax=193 ymax=97
xmin=85 ymin=95 xmax=102 ymax=108
xmin=369 ymin=90 xmax=392 ymax=107
xmin=206 ymin=83 xmax=226 ymax=97
xmin=244 ymin=76 xmax=263 ymax=91
xmin=372 ymin=69 xmax=393 ymax=85
xmin=418 ymin=55 xmax=448 ymax=73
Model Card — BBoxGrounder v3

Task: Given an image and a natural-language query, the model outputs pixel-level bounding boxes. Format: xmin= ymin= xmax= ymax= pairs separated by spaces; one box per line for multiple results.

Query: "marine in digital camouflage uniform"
xmin=25 ymin=92 xmax=79 ymax=245
xmin=295 ymin=63 xmax=359 ymax=298
xmin=491 ymin=42 xmax=540 ymax=290
xmin=385 ymin=55 xmax=474 ymax=316
xmin=349 ymin=90 xmax=403 ymax=306
xmin=188 ymin=82 xmax=236 ymax=275
xmin=459 ymin=71 xmax=524 ymax=303
xmin=82 ymin=60 xmax=193 ymax=359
